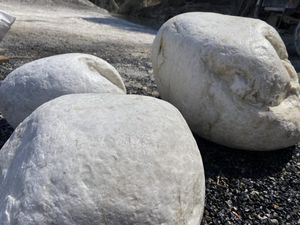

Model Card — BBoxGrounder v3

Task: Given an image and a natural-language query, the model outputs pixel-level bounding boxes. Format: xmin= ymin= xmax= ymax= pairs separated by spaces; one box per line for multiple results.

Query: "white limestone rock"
xmin=0 ymin=53 xmax=126 ymax=128
xmin=152 ymin=12 xmax=300 ymax=151
xmin=0 ymin=94 xmax=205 ymax=225
xmin=0 ymin=10 xmax=15 ymax=41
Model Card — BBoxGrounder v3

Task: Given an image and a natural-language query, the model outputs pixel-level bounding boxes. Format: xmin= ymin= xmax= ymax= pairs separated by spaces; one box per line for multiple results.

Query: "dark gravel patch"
xmin=197 ymin=136 xmax=300 ymax=225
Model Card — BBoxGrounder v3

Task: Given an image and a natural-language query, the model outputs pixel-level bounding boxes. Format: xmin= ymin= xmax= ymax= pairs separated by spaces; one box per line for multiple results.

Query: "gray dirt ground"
xmin=0 ymin=1 xmax=157 ymax=95
xmin=0 ymin=1 xmax=299 ymax=225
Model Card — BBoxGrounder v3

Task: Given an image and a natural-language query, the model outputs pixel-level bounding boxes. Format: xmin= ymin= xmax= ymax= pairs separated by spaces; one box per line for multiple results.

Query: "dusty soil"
xmin=0 ymin=1 xmax=157 ymax=95
xmin=0 ymin=2 xmax=299 ymax=225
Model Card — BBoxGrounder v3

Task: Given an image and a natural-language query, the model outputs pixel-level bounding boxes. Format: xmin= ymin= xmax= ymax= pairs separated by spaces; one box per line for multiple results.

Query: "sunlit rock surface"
xmin=152 ymin=12 xmax=300 ymax=151
xmin=0 ymin=53 xmax=126 ymax=128
xmin=0 ymin=94 xmax=205 ymax=225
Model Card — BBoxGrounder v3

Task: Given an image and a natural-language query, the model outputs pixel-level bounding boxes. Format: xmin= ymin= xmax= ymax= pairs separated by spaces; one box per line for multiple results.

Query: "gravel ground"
xmin=0 ymin=2 xmax=299 ymax=225
xmin=198 ymin=137 xmax=300 ymax=225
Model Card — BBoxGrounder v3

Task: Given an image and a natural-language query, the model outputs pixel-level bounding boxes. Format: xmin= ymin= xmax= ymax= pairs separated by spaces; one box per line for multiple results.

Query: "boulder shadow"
xmin=82 ymin=17 xmax=157 ymax=35
xmin=0 ymin=116 xmax=13 ymax=149
xmin=194 ymin=134 xmax=296 ymax=179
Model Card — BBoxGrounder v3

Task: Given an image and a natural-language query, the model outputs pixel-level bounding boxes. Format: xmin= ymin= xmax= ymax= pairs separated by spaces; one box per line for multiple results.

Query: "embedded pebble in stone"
xmin=0 ymin=93 xmax=205 ymax=225
xmin=0 ymin=53 xmax=126 ymax=128
xmin=152 ymin=12 xmax=300 ymax=151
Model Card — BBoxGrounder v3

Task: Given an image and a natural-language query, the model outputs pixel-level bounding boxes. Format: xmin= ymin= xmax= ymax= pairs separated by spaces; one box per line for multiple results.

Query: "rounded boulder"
xmin=152 ymin=12 xmax=300 ymax=151
xmin=0 ymin=53 xmax=126 ymax=128
xmin=0 ymin=94 xmax=205 ymax=225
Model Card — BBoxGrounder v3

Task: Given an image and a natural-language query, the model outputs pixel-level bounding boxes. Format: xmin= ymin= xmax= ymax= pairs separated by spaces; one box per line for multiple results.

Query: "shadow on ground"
xmin=0 ymin=117 xmax=13 ymax=148
xmin=195 ymin=134 xmax=295 ymax=179
xmin=82 ymin=17 xmax=156 ymax=35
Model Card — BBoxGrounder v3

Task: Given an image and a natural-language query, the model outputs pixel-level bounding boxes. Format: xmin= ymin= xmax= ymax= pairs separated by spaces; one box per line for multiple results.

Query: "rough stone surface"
xmin=0 ymin=10 xmax=15 ymax=41
xmin=0 ymin=53 xmax=126 ymax=128
xmin=0 ymin=93 xmax=205 ymax=225
xmin=152 ymin=12 xmax=300 ymax=151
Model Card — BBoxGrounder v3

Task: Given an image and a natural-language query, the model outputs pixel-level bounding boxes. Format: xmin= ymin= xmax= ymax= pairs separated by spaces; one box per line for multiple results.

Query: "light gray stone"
xmin=0 ymin=10 xmax=15 ymax=41
xmin=152 ymin=12 xmax=300 ymax=151
xmin=0 ymin=93 xmax=205 ymax=225
xmin=0 ymin=53 xmax=126 ymax=128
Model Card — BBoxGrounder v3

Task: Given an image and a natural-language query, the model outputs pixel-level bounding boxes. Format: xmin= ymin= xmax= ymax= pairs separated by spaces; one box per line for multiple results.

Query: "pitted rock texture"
xmin=0 ymin=93 xmax=205 ymax=225
xmin=0 ymin=10 xmax=15 ymax=41
xmin=152 ymin=12 xmax=300 ymax=151
xmin=0 ymin=53 xmax=126 ymax=128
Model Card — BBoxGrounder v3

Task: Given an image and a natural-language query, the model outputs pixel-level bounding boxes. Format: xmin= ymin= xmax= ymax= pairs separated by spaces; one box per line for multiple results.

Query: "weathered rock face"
xmin=0 ymin=53 xmax=126 ymax=128
xmin=0 ymin=94 xmax=205 ymax=225
xmin=0 ymin=10 xmax=15 ymax=41
xmin=152 ymin=12 xmax=300 ymax=151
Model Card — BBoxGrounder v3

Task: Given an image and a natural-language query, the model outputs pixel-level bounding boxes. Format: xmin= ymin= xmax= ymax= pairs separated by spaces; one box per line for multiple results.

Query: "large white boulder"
xmin=0 ymin=10 xmax=15 ymax=41
xmin=0 ymin=94 xmax=205 ymax=225
xmin=0 ymin=53 xmax=126 ymax=128
xmin=152 ymin=12 xmax=300 ymax=151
